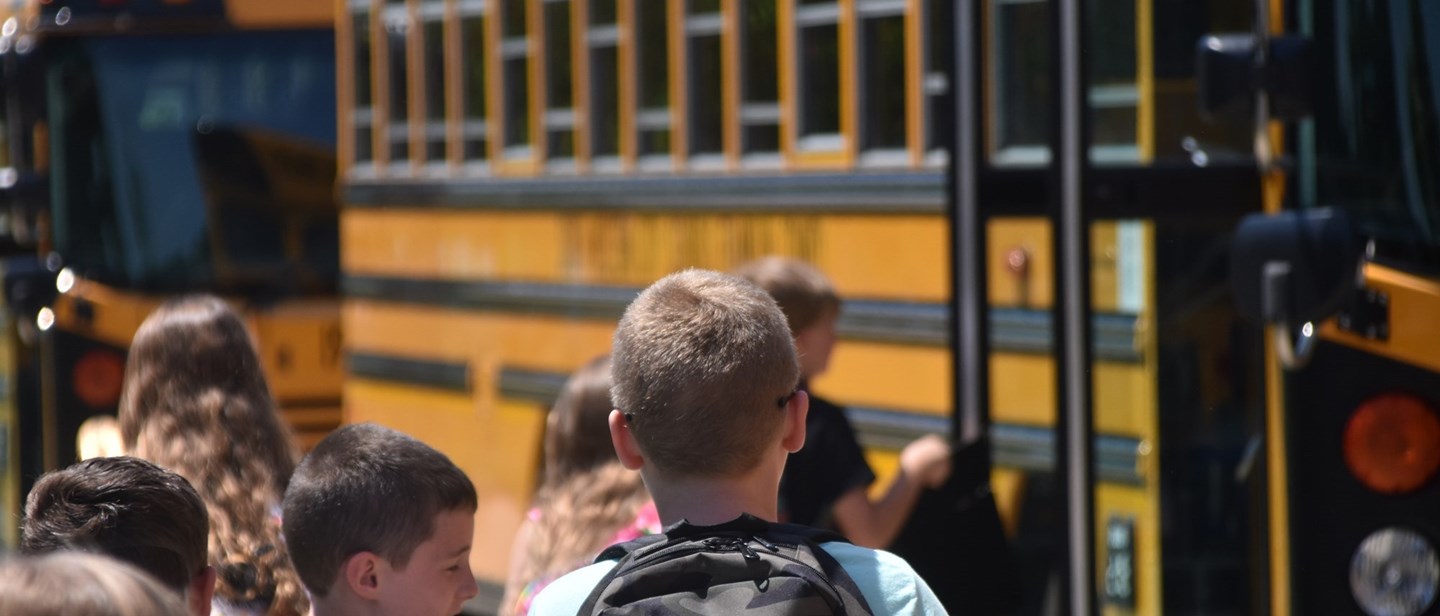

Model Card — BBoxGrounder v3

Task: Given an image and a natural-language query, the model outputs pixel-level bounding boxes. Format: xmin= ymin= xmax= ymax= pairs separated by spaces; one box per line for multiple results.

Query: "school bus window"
xmin=588 ymin=0 xmax=621 ymax=169
xmin=795 ymin=1 xmax=842 ymax=151
xmin=500 ymin=0 xmax=533 ymax=155
xmin=351 ymin=6 xmax=375 ymax=167
xmin=988 ymin=0 xmax=1048 ymax=166
xmin=635 ymin=0 xmax=672 ymax=166
xmin=544 ymin=0 xmax=577 ymax=165
xmin=421 ymin=1 xmax=447 ymax=166
xmin=459 ymin=1 xmax=489 ymax=164
xmin=686 ymin=0 xmax=724 ymax=165
xmin=740 ymin=1 xmax=780 ymax=161
xmin=857 ymin=0 xmax=906 ymax=163
xmin=383 ymin=7 xmax=411 ymax=168
xmin=924 ymin=0 xmax=952 ymax=161
xmin=592 ymin=0 xmax=617 ymax=23
xmin=1086 ymin=0 xmax=1138 ymax=164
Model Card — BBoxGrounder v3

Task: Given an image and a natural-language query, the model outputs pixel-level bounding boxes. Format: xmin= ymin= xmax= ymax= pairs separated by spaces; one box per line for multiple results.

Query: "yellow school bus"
xmin=0 ymin=0 xmax=342 ymax=550
xmin=340 ymin=0 xmax=1440 ymax=614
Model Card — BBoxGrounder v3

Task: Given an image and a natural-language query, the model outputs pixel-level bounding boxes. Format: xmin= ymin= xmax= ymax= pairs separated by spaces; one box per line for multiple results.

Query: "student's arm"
xmin=831 ymin=434 xmax=951 ymax=549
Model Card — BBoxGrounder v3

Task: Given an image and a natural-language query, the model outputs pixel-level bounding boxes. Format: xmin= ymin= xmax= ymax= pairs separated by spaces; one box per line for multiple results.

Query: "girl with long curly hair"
xmin=500 ymin=356 xmax=659 ymax=615
xmin=118 ymin=295 xmax=307 ymax=616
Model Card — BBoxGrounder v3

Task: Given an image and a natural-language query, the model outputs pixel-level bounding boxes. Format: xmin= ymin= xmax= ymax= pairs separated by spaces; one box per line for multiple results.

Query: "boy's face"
xmin=795 ymin=310 xmax=839 ymax=379
xmin=376 ymin=508 xmax=478 ymax=616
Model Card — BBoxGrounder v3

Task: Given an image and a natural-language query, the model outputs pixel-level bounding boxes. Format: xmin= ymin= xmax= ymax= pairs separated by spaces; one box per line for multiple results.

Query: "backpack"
xmin=576 ymin=513 xmax=876 ymax=615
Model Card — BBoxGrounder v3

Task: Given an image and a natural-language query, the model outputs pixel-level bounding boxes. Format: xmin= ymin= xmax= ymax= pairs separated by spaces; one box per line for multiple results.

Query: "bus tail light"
xmin=72 ymin=349 xmax=124 ymax=409
xmin=1351 ymin=527 xmax=1440 ymax=616
xmin=1344 ymin=393 xmax=1440 ymax=494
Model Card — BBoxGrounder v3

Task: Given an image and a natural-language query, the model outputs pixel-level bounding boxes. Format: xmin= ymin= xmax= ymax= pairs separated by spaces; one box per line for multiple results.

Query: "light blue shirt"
xmin=528 ymin=541 xmax=949 ymax=615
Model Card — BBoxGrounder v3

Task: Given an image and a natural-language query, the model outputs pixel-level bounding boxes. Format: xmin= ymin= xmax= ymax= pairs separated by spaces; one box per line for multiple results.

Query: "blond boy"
xmin=529 ymin=269 xmax=945 ymax=614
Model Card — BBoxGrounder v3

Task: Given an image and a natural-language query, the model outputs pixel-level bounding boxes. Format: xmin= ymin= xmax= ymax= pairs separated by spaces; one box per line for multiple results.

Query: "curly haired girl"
xmin=119 ymin=295 xmax=307 ymax=616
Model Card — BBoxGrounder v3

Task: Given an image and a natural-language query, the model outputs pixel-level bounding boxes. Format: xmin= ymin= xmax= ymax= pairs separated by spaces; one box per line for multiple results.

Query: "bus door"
xmin=952 ymin=0 xmax=1272 ymax=612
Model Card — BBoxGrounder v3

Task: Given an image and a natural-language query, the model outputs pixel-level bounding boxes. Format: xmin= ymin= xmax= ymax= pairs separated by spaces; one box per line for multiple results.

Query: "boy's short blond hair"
xmin=732 ymin=256 xmax=841 ymax=335
xmin=612 ymin=269 xmax=800 ymax=477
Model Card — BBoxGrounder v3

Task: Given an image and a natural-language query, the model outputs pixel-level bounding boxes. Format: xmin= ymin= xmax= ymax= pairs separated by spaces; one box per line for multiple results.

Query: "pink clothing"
xmin=514 ymin=501 xmax=661 ymax=615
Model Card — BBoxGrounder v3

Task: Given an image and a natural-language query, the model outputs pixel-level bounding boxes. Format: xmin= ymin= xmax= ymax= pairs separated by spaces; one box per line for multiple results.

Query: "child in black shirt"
xmin=736 ymin=256 xmax=951 ymax=548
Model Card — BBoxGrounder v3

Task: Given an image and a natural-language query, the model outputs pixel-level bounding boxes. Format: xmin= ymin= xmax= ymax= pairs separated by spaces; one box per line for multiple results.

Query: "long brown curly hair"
xmin=501 ymin=356 xmax=652 ymax=615
xmin=117 ymin=295 xmax=306 ymax=615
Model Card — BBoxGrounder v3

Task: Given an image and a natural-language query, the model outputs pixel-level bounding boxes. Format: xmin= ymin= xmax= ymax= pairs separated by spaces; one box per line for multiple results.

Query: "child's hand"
xmin=900 ymin=434 xmax=952 ymax=489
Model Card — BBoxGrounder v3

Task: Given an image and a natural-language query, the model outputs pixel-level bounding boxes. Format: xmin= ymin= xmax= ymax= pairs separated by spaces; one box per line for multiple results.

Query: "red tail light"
xmin=1344 ymin=393 xmax=1440 ymax=494
xmin=73 ymin=349 xmax=125 ymax=409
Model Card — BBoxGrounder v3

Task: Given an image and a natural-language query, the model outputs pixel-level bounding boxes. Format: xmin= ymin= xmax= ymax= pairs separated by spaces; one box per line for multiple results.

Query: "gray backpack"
xmin=577 ymin=514 xmax=875 ymax=615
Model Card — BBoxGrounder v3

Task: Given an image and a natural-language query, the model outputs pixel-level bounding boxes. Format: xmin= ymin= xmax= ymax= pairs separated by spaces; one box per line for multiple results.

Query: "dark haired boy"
xmin=282 ymin=422 xmax=479 ymax=616
xmin=529 ymin=269 xmax=945 ymax=614
xmin=22 ymin=456 xmax=215 ymax=616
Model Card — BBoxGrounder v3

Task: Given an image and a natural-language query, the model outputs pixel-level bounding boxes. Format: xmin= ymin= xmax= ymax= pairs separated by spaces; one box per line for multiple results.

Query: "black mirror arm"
xmin=1262 ymin=261 xmax=1318 ymax=370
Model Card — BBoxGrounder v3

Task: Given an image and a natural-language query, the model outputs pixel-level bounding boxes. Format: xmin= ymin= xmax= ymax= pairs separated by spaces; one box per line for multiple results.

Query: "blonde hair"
xmin=611 ymin=269 xmax=800 ymax=477
xmin=504 ymin=464 xmax=649 ymax=614
xmin=118 ymin=295 xmax=306 ymax=615
xmin=542 ymin=356 xmax=619 ymax=485
xmin=0 ymin=552 xmax=190 ymax=616
xmin=502 ymin=357 xmax=650 ymax=615
xmin=733 ymin=256 xmax=841 ymax=335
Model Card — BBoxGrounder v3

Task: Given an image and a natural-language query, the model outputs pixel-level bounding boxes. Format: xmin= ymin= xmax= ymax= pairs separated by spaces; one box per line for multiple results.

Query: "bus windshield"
xmin=47 ymin=30 xmax=337 ymax=293
xmin=1307 ymin=0 xmax=1440 ymax=266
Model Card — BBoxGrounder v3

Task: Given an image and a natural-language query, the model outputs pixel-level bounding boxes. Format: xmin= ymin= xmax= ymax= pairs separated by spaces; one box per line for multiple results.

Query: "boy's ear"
xmin=609 ymin=409 xmax=645 ymax=471
xmin=342 ymin=551 xmax=385 ymax=601
xmin=780 ymin=390 xmax=809 ymax=453
xmin=187 ymin=566 xmax=217 ymax=616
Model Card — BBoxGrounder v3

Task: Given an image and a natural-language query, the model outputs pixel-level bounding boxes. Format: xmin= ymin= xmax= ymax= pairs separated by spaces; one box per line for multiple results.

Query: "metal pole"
xmin=951 ymin=0 xmax=985 ymax=445
xmin=1054 ymin=0 xmax=1096 ymax=612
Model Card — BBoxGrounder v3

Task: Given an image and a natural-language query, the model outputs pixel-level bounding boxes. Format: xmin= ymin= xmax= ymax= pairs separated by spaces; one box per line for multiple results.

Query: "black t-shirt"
xmin=778 ymin=388 xmax=876 ymax=529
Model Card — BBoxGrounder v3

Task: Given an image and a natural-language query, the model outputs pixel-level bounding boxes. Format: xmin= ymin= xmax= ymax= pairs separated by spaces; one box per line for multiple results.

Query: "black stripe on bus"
xmin=345 ymin=171 xmax=946 ymax=214
xmin=347 ymin=352 xmax=471 ymax=393
xmin=344 ymin=276 xmax=1142 ymax=360
xmin=494 ymin=366 xmax=1144 ymax=485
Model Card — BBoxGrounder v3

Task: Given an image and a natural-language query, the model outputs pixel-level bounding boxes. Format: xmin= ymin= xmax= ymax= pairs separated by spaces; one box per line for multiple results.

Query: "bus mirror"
xmin=1230 ymin=208 xmax=1359 ymax=328
xmin=1231 ymin=209 xmax=1358 ymax=370
xmin=1198 ymin=34 xmax=1316 ymax=122
xmin=1198 ymin=34 xmax=1255 ymax=121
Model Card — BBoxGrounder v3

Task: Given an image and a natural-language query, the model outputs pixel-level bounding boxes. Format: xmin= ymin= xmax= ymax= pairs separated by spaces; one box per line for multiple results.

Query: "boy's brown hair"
xmin=21 ymin=456 xmax=208 ymax=594
xmin=281 ymin=423 xmax=478 ymax=597
xmin=611 ymin=269 xmax=800 ymax=477
xmin=732 ymin=256 xmax=841 ymax=335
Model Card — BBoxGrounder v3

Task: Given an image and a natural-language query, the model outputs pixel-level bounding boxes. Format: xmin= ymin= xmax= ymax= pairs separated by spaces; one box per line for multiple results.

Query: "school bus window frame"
xmin=417 ymin=0 xmax=449 ymax=175
xmin=456 ymin=0 xmax=492 ymax=174
xmin=682 ymin=0 xmax=727 ymax=172
xmin=782 ymin=0 xmax=856 ymax=170
xmin=490 ymin=0 xmax=542 ymax=174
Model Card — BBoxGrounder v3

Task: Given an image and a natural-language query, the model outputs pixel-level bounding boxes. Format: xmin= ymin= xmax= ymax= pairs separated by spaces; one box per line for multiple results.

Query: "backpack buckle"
xmin=702 ymin=536 xmax=769 ymax=561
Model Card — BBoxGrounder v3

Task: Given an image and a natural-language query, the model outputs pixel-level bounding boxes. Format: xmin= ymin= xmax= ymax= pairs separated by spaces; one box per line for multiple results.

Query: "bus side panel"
xmin=1286 ymin=342 xmax=1440 ymax=616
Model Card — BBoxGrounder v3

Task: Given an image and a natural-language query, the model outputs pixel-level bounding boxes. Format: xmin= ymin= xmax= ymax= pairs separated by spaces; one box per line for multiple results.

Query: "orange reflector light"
xmin=73 ymin=349 xmax=125 ymax=409
xmin=1344 ymin=393 xmax=1440 ymax=494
